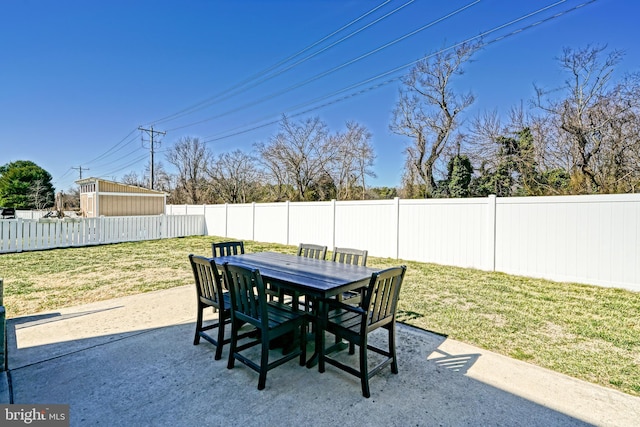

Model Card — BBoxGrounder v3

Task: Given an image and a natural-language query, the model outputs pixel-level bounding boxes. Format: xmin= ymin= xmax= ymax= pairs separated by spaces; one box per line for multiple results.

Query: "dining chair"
xmin=189 ymin=254 xmax=232 ymax=361
xmin=332 ymin=247 xmax=368 ymax=306
xmin=296 ymin=243 xmax=327 ymax=260
xmin=321 ymin=265 xmax=407 ymax=398
xmin=212 ymin=240 xmax=245 ymax=257
xmin=294 ymin=243 xmax=328 ymax=312
xmin=222 ymin=262 xmax=307 ymax=390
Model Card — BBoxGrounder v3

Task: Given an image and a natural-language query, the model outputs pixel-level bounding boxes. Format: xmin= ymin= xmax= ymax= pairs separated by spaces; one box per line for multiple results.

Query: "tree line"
xmin=394 ymin=42 xmax=640 ymax=198
xmin=125 ymin=116 xmax=382 ymax=204
xmin=3 ymin=43 xmax=639 ymax=210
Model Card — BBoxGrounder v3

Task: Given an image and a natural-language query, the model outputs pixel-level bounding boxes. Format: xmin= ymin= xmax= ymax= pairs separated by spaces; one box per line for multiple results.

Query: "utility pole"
xmin=72 ymin=166 xmax=89 ymax=180
xmin=138 ymin=126 xmax=166 ymax=190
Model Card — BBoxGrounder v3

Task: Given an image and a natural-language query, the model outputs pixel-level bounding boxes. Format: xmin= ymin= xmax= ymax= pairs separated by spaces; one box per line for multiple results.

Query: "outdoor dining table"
xmin=214 ymin=251 xmax=382 ymax=369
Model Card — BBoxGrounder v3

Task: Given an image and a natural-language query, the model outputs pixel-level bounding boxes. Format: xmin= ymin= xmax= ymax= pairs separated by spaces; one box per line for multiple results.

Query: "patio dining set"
xmin=189 ymin=241 xmax=406 ymax=398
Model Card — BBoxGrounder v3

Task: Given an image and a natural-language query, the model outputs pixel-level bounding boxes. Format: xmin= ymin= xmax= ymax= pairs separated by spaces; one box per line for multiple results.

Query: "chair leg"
xmin=258 ymin=332 xmax=269 ymax=390
xmin=298 ymin=323 xmax=307 ymax=366
xmin=349 ymin=341 xmax=356 ymax=355
xmin=214 ymin=315 xmax=226 ymax=360
xmin=227 ymin=320 xmax=239 ymax=370
xmin=360 ymin=337 xmax=371 ymax=398
xmin=389 ymin=324 xmax=398 ymax=374
xmin=193 ymin=305 xmax=202 ymax=345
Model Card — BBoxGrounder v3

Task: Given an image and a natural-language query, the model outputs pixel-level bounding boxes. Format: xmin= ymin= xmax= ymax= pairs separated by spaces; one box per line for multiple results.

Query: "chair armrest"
xmin=326 ymin=299 xmax=366 ymax=315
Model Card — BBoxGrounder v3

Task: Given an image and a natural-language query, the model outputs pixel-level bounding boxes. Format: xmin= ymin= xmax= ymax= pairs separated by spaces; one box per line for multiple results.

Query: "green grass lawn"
xmin=1 ymin=235 xmax=638 ymax=397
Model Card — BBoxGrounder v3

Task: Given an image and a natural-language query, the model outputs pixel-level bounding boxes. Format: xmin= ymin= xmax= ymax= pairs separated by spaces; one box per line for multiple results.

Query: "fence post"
xmin=224 ymin=203 xmax=229 ymax=238
xmin=252 ymin=202 xmax=256 ymax=241
xmin=394 ymin=197 xmax=400 ymax=260
xmin=331 ymin=199 xmax=336 ymax=250
xmin=486 ymin=195 xmax=497 ymax=271
xmin=202 ymin=204 xmax=207 ymax=235
xmin=16 ymin=219 xmax=23 ymax=253
xmin=285 ymin=201 xmax=290 ymax=245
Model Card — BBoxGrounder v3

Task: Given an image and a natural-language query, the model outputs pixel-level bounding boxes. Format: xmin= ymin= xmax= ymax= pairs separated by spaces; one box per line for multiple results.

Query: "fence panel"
xmin=334 ymin=199 xmax=399 ymax=258
xmin=288 ymin=202 xmax=335 ymax=249
xmin=254 ymin=203 xmax=289 ymax=245
xmin=398 ymin=198 xmax=488 ymax=269
xmin=200 ymin=205 xmax=227 ymax=237
xmin=226 ymin=204 xmax=255 ymax=241
xmin=0 ymin=215 xmax=204 ymax=254
xmin=495 ymin=194 xmax=640 ymax=289
xmin=173 ymin=194 xmax=640 ymax=291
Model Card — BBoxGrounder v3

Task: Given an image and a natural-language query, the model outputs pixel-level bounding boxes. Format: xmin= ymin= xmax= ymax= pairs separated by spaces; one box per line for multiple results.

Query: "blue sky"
xmin=1 ymin=0 xmax=638 ymax=193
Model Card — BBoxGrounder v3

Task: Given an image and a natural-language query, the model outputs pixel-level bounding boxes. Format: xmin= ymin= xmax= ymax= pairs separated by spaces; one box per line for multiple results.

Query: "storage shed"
xmin=77 ymin=177 xmax=167 ymax=217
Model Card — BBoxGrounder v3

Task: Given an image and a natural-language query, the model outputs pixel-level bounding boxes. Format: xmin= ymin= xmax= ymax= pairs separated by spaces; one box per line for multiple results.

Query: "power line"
xmin=202 ymin=0 xmax=596 ymax=144
xmin=99 ymin=153 xmax=149 ymax=180
xmin=82 ymin=128 xmax=138 ymax=165
xmin=147 ymin=0 xmax=409 ymax=127
xmin=163 ymin=0 xmax=419 ymax=128
xmin=164 ymin=0 xmax=481 ymax=132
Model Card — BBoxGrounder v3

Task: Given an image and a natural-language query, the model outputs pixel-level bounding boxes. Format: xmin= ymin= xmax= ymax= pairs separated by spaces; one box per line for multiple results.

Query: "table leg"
xmin=305 ymin=297 xmax=323 ymax=369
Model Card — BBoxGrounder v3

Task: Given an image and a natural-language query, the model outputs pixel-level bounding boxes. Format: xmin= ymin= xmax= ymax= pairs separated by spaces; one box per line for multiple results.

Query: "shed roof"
xmin=76 ymin=177 xmax=167 ymax=195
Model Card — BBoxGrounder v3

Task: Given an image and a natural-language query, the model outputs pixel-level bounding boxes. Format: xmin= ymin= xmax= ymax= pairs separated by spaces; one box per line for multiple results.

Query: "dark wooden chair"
xmin=189 ymin=254 xmax=232 ymax=360
xmin=212 ymin=240 xmax=245 ymax=257
xmin=223 ymin=262 xmax=307 ymax=390
xmin=212 ymin=241 xmax=245 ymax=290
xmin=297 ymin=243 xmax=327 ymax=259
xmin=321 ymin=265 xmax=407 ymax=398
xmin=293 ymin=243 xmax=328 ymax=312
xmin=332 ymin=247 xmax=368 ymax=305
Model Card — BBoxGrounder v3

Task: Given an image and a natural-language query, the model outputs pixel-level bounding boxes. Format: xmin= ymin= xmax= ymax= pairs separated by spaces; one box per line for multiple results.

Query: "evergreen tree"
xmin=0 ymin=160 xmax=55 ymax=209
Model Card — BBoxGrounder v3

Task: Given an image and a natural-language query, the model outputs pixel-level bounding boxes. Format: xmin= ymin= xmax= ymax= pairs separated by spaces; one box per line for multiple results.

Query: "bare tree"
xmin=61 ymin=187 xmax=80 ymax=210
xmin=29 ymin=179 xmax=54 ymax=210
xmin=207 ymin=150 xmax=262 ymax=203
xmin=391 ymin=41 xmax=481 ymax=197
xmin=143 ymin=162 xmax=172 ymax=193
xmin=255 ymin=116 xmax=337 ymax=201
xmin=535 ymin=45 xmax=640 ymax=193
xmin=330 ymin=121 xmax=376 ymax=200
xmin=165 ymin=136 xmax=212 ymax=204
xmin=122 ymin=171 xmax=146 ymax=187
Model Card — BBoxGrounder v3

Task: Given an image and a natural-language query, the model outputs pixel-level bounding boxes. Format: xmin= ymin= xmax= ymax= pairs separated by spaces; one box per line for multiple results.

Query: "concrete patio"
xmin=1 ymin=285 xmax=638 ymax=426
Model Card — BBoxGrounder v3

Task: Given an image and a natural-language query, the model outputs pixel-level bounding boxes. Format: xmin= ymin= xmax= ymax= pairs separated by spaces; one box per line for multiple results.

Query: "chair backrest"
xmin=222 ymin=263 xmax=269 ymax=328
xmin=331 ymin=247 xmax=368 ymax=266
xmin=189 ymin=254 xmax=225 ymax=307
xmin=297 ymin=243 xmax=327 ymax=260
xmin=212 ymin=241 xmax=245 ymax=257
xmin=362 ymin=266 xmax=406 ymax=331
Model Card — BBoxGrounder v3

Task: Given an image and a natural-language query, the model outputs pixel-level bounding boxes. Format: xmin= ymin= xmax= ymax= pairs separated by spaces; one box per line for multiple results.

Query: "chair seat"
xmin=326 ymin=303 xmax=365 ymax=333
xmin=265 ymin=301 xmax=309 ymax=328
xmin=200 ymin=290 xmax=231 ymax=309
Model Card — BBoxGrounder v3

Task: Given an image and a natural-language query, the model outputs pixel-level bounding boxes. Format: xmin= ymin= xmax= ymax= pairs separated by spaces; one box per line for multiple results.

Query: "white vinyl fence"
xmin=0 ymin=215 xmax=205 ymax=254
xmin=166 ymin=194 xmax=640 ymax=292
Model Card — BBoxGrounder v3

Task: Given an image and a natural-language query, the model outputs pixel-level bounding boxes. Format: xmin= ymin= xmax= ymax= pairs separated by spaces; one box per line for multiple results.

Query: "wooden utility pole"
xmin=72 ymin=166 xmax=89 ymax=180
xmin=138 ymin=126 xmax=166 ymax=189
